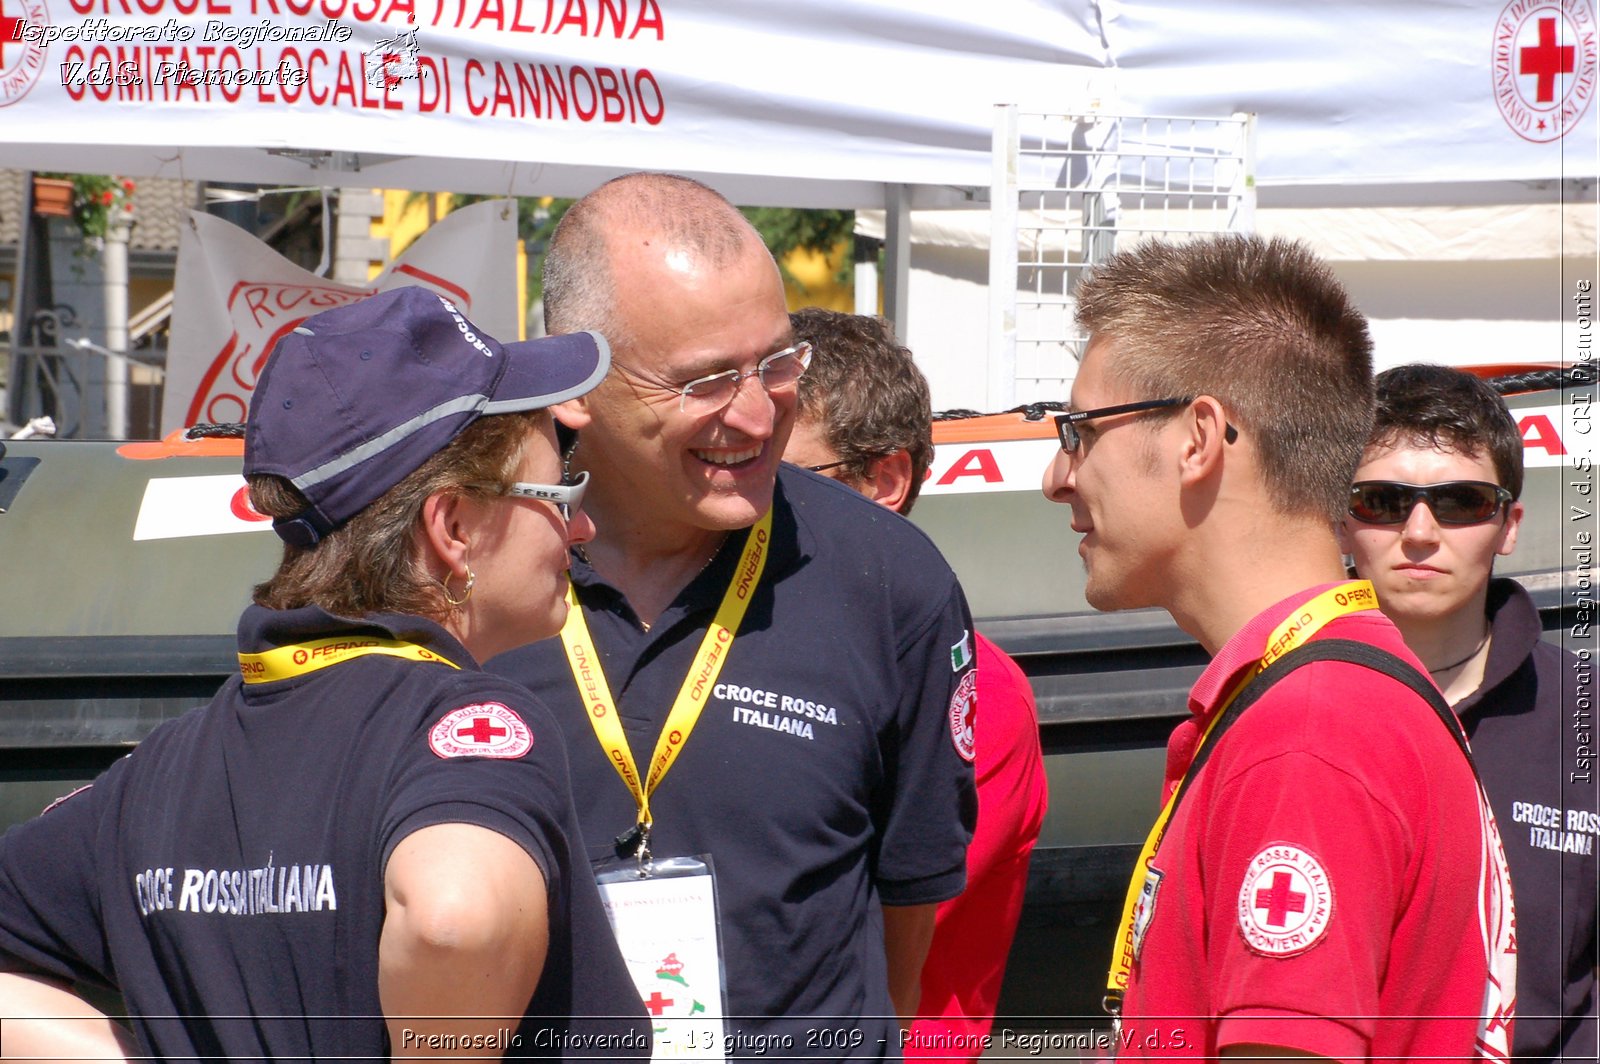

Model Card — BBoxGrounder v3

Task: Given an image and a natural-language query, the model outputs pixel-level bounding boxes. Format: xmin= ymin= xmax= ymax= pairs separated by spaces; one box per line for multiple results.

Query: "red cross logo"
xmin=1521 ymin=16 xmax=1575 ymax=102
xmin=1253 ymin=870 xmax=1308 ymax=928
xmin=1237 ymin=845 xmax=1332 ymax=957
xmin=0 ymin=0 xmax=30 ymax=70
xmin=456 ymin=716 xmax=508 ymax=745
xmin=428 ymin=702 xmax=532 ymax=760
xmin=643 ymin=991 xmax=675 ymax=1016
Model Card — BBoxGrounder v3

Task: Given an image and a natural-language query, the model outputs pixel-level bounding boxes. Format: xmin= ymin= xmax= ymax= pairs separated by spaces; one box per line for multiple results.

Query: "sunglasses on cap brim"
xmin=1347 ymin=480 xmax=1512 ymax=526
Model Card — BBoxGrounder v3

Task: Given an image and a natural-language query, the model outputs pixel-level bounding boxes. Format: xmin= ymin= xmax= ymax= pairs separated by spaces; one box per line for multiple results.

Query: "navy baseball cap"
xmin=245 ymin=286 xmax=609 ymax=547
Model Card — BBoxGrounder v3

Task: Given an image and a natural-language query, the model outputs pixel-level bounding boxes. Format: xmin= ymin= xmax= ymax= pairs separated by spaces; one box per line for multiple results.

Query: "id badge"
xmin=596 ymin=855 xmax=728 ymax=1061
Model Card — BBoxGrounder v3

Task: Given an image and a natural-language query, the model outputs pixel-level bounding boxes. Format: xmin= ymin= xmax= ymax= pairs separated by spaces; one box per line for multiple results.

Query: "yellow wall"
xmin=370 ymin=190 xmax=529 ymax=340
xmin=782 ymin=240 xmax=857 ymax=312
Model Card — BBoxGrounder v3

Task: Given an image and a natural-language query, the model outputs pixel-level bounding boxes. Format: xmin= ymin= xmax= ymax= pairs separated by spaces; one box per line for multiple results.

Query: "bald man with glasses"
xmin=489 ymin=174 xmax=977 ymax=1060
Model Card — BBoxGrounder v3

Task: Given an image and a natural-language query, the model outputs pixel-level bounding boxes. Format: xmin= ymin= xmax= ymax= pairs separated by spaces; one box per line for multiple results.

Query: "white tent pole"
xmin=988 ymin=104 xmax=1019 ymax=412
xmin=854 ymin=236 xmax=880 ymax=316
xmin=883 ymin=184 xmax=911 ymax=341
xmin=103 ymin=213 xmax=132 ymax=440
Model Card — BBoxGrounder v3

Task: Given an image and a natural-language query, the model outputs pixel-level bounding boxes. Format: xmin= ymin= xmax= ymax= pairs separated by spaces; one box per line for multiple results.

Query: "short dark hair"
xmin=1075 ymin=234 xmax=1374 ymax=525
xmin=249 ymin=411 xmax=547 ymax=619
xmin=790 ymin=308 xmax=934 ymax=514
xmin=1369 ymin=363 xmax=1524 ymax=500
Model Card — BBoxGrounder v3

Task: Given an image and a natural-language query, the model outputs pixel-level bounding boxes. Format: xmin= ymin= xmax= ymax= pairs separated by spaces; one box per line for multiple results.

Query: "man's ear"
xmin=864 ymin=449 xmax=916 ymax=515
xmin=1176 ymin=394 xmax=1231 ymax=485
xmin=551 ymin=397 xmax=592 ymax=431
xmin=1496 ymin=499 xmax=1524 ymax=558
xmin=1334 ymin=518 xmax=1355 ymax=555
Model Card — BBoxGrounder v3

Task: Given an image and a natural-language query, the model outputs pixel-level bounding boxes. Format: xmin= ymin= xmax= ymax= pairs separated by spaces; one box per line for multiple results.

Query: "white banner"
xmin=161 ymin=198 xmax=516 ymax=431
xmin=2 ymin=2 xmax=1591 ymax=207
xmin=1099 ymin=0 xmax=1600 ymax=206
xmin=0 ymin=0 xmax=1094 ymax=207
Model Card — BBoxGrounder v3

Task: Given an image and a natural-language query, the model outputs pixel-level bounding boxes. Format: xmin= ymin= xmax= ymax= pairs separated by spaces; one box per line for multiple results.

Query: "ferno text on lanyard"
xmin=560 ymin=510 xmax=773 ymax=864
xmin=238 ymin=636 xmax=460 ymax=683
xmin=1103 ymin=580 xmax=1380 ymax=1017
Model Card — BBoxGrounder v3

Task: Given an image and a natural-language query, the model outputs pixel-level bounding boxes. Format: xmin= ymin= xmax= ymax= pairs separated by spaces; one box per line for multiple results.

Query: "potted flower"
xmin=35 ymin=173 xmax=137 ymax=243
xmin=69 ymin=174 xmax=137 ymax=242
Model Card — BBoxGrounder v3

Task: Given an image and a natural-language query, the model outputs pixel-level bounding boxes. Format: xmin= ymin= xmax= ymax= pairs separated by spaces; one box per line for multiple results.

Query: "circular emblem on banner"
xmin=429 ymin=702 xmax=533 ymax=760
xmin=0 ymin=0 xmax=50 ymax=107
xmin=1237 ymin=843 xmax=1333 ymax=957
xmin=1493 ymin=0 xmax=1599 ymax=142
xmin=947 ymin=669 xmax=977 ymax=763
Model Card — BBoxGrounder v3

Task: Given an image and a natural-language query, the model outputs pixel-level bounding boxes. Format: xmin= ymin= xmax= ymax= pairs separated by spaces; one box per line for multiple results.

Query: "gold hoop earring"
xmin=441 ymin=566 xmax=475 ymax=607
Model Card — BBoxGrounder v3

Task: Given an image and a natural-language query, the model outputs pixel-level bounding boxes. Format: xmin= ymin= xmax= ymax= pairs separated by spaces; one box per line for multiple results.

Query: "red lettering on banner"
xmin=1519 ymin=412 xmax=1568 ymax=456
xmin=464 ymin=56 xmax=486 ymax=113
xmin=329 ymin=43 xmax=357 ymax=105
xmin=631 ymin=0 xmax=659 ymax=38
xmin=185 ymin=282 xmax=363 ymax=426
xmin=936 ymin=448 xmax=1002 ymax=486
xmin=416 ymin=53 xmax=442 ymax=108
xmin=551 ymin=0 xmax=583 ymax=34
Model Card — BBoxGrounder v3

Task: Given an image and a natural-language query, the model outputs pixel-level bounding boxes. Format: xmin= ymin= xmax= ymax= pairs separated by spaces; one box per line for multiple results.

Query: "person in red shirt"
xmin=784 ymin=308 xmax=1048 ymax=1059
xmin=1040 ymin=236 xmax=1515 ymax=1061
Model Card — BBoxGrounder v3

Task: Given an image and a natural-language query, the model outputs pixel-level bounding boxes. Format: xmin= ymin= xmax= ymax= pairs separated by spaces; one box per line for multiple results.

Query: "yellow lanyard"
xmin=1104 ymin=580 xmax=1380 ymax=1008
xmin=238 ymin=635 xmax=460 ymax=684
xmin=560 ymin=511 xmax=773 ymax=850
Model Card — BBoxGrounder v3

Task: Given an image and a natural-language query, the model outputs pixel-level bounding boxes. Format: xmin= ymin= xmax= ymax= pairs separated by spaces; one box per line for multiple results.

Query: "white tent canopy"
xmin=0 ymin=0 xmax=1593 ymax=208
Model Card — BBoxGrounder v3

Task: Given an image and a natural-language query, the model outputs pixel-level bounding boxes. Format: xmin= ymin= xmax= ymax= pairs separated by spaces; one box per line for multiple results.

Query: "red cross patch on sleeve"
xmin=947 ymin=669 xmax=977 ymax=763
xmin=428 ymin=702 xmax=533 ymax=760
xmin=1236 ymin=843 xmax=1334 ymax=957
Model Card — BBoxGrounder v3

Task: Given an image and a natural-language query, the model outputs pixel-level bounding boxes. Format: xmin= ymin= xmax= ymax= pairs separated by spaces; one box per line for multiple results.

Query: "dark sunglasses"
xmin=1347 ymin=480 xmax=1512 ymax=526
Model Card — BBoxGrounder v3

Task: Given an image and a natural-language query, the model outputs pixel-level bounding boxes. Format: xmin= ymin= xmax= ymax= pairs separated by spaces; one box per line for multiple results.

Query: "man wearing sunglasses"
xmin=1341 ymin=364 xmax=1595 ymax=1062
xmin=489 ymin=174 xmax=978 ymax=1058
xmin=1042 ymin=236 xmax=1515 ymax=1061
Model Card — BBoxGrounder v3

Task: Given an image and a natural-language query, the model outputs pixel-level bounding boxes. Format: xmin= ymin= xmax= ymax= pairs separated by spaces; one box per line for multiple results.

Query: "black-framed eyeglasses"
xmin=1347 ymin=480 xmax=1512 ymax=527
xmin=805 ymin=459 xmax=853 ymax=474
xmin=640 ymin=342 xmax=814 ymax=415
xmin=503 ymin=469 xmax=590 ymax=521
xmin=1054 ymin=396 xmax=1237 ymax=454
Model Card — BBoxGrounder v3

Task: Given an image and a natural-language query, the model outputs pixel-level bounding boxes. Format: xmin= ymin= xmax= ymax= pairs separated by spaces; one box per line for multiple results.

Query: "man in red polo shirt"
xmin=1041 ymin=236 xmax=1515 ymax=1061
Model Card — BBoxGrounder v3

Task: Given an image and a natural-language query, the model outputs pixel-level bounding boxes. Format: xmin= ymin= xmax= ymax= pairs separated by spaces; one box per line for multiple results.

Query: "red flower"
xmin=99 ymin=190 xmax=113 ymax=206
xmin=121 ymin=179 xmax=136 ymax=194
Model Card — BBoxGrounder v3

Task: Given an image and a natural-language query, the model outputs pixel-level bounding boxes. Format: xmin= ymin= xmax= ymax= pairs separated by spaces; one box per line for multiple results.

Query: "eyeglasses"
xmin=1054 ymin=396 xmax=1237 ymax=454
xmin=1347 ymin=480 xmax=1512 ymax=527
xmin=805 ymin=459 xmax=852 ymax=474
xmin=655 ymin=342 xmax=813 ymax=415
xmin=503 ymin=469 xmax=590 ymax=521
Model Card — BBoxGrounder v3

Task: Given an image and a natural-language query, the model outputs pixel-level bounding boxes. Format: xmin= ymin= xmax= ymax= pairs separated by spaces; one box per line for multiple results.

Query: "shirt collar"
xmin=1186 ymin=581 xmax=1365 ymax=719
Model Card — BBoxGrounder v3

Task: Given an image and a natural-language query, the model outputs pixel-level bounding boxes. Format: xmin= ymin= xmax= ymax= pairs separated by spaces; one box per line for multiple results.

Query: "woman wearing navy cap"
xmin=0 ymin=287 xmax=648 ymax=1060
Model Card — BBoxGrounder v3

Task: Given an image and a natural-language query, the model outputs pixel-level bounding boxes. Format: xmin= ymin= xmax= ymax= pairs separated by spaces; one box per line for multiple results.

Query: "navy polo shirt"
xmin=490 ymin=466 xmax=979 ymax=1059
xmin=0 ymin=605 xmax=647 ymax=1061
xmin=1458 ymin=578 xmax=1597 ymax=1061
